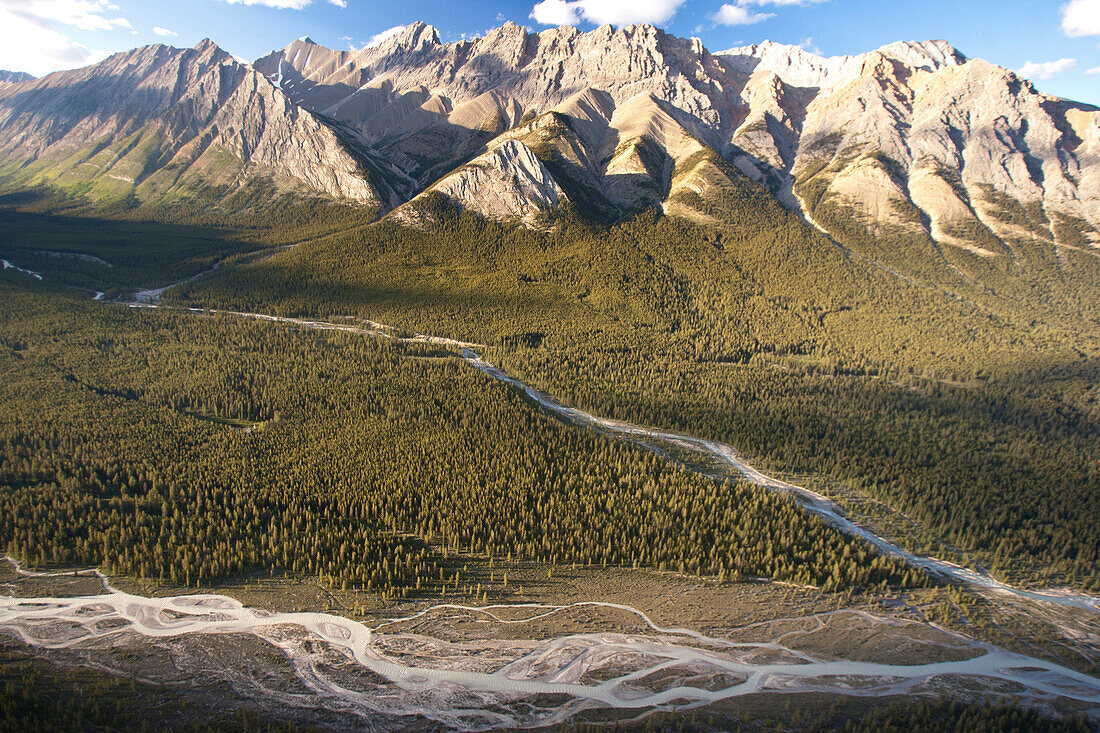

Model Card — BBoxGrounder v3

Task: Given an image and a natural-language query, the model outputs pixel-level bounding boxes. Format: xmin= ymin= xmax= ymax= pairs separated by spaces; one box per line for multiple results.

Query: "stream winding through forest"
xmin=127 ymin=295 xmax=1100 ymax=613
xmin=2 ymin=283 xmax=1095 ymax=727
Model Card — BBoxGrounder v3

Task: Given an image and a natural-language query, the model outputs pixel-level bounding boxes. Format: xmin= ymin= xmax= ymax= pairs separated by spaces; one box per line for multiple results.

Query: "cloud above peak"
xmin=530 ymin=0 xmax=687 ymax=27
xmin=530 ymin=0 xmax=578 ymax=25
xmin=1018 ymin=57 xmax=1077 ymax=80
xmin=2 ymin=0 xmax=130 ymax=31
xmin=364 ymin=25 xmax=407 ymax=48
xmin=705 ymin=0 xmax=825 ymax=30
xmin=1062 ymin=0 xmax=1100 ymax=37
xmin=711 ymin=4 xmax=773 ymax=26
xmin=0 ymin=0 xmax=133 ymax=76
xmin=214 ymin=0 xmax=312 ymax=8
xmin=213 ymin=0 xmax=352 ymax=8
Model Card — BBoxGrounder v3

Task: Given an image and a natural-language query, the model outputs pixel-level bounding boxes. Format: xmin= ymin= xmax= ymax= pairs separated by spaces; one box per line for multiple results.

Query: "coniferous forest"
xmin=167 ymin=192 xmax=1100 ymax=592
xmin=0 ymin=284 xmax=923 ymax=594
xmin=0 ymin=175 xmax=1097 ymax=731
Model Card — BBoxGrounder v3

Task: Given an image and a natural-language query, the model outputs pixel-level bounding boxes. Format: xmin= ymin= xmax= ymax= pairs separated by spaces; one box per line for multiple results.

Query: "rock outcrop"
xmin=0 ymin=70 xmax=34 ymax=85
xmin=0 ymin=41 xmax=387 ymax=206
xmin=400 ymin=139 xmax=566 ymax=226
xmin=2 ymin=22 xmax=1100 ymax=252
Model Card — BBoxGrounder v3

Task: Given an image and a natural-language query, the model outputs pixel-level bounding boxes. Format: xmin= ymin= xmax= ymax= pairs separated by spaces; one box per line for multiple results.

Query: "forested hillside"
xmin=1 ymin=20 xmax=1099 ymax=733
xmin=170 ymin=185 xmax=1100 ymax=592
xmin=0 ymin=284 xmax=923 ymax=593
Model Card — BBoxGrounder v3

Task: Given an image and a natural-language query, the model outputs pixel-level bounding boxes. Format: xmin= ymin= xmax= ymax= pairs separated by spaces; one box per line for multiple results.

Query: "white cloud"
xmin=578 ymin=0 xmax=687 ymax=25
xmin=1 ymin=0 xmax=130 ymax=31
xmin=799 ymin=36 xmax=821 ymax=55
xmin=0 ymin=12 xmax=105 ymax=76
xmin=214 ymin=0 xmax=313 ymax=9
xmin=531 ymin=0 xmax=580 ymax=24
xmin=1063 ymin=0 xmax=1100 ymax=37
xmin=152 ymin=26 xmax=176 ymax=37
xmin=711 ymin=3 xmax=773 ymax=25
xmin=364 ymin=25 xmax=406 ymax=48
xmin=1018 ymin=58 xmax=1077 ymax=80
xmin=530 ymin=0 xmax=687 ymax=27
xmin=0 ymin=0 xmax=134 ymax=76
xmin=1086 ymin=65 xmax=1100 ymax=75
xmin=214 ymin=0 xmax=348 ymax=6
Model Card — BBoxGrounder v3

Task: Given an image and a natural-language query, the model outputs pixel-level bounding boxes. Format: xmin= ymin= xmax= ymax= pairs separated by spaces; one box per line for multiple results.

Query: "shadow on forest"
xmin=0 ymin=207 xmax=253 ymax=289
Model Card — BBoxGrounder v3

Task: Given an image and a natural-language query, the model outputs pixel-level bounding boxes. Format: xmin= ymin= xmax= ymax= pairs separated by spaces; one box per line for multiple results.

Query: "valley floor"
xmin=1 ymin=293 xmax=1098 ymax=730
xmin=133 ymin=297 xmax=1100 ymax=614
xmin=2 ymin=556 xmax=1099 ymax=731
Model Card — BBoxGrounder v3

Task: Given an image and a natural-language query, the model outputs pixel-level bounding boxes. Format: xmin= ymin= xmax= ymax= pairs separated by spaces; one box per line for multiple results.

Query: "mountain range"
xmin=1 ymin=21 xmax=1099 ymax=258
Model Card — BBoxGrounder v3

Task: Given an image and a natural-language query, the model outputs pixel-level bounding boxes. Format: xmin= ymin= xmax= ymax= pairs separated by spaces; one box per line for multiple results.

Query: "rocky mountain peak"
xmin=877 ymin=39 xmax=966 ymax=71
xmin=0 ymin=70 xmax=34 ymax=84
xmin=2 ymin=21 xmax=1099 ymax=255
xmin=718 ymin=39 xmax=965 ymax=90
xmin=719 ymin=41 xmax=842 ymax=88
xmin=192 ymin=38 xmax=229 ymax=61
xmin=0 ymin=39 xmax=388 ymax=206
xmin=381 ymin=22 xmax=440 ymax=54
xmin=492 ymin=20 xmax=528 ymax=37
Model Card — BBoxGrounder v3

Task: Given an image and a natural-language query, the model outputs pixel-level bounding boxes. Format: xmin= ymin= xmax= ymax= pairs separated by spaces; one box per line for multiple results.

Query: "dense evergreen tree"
xmin=0 ymin=286 xmax=922 ymax=592
xmin=164 ymin=199 xmax=1100 ymax=591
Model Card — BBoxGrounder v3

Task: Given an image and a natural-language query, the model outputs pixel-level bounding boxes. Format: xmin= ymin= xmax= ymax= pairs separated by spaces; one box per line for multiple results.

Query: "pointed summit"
xmin=189 ymin=38 xmax=235 ymax=66
xmin=377 ymin=22 xmax=439 ymax=54
xmin=491 ymin=20 xmax=527 ymax=36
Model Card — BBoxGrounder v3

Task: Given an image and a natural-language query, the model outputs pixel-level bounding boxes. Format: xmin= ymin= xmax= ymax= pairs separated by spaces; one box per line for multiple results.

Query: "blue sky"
xmin=3 ymin=0 xmax=1100 ymax=104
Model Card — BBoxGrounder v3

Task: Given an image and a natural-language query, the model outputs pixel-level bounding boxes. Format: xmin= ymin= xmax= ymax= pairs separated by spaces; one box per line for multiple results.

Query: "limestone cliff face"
xmin=0 ymin=41 xmax=383 ymax=205
xmin=261 ymin=22 xmax=738 ymax=141
xmin=720 ymin=43 xmax=1100 ymax=250
xmin=256 ymin=21 xmax=740 ymax=196
xmin=258 ymin=23 xmax=1100 ymax=248
xmin=400 ymin=139 xmax=565 ymax=226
